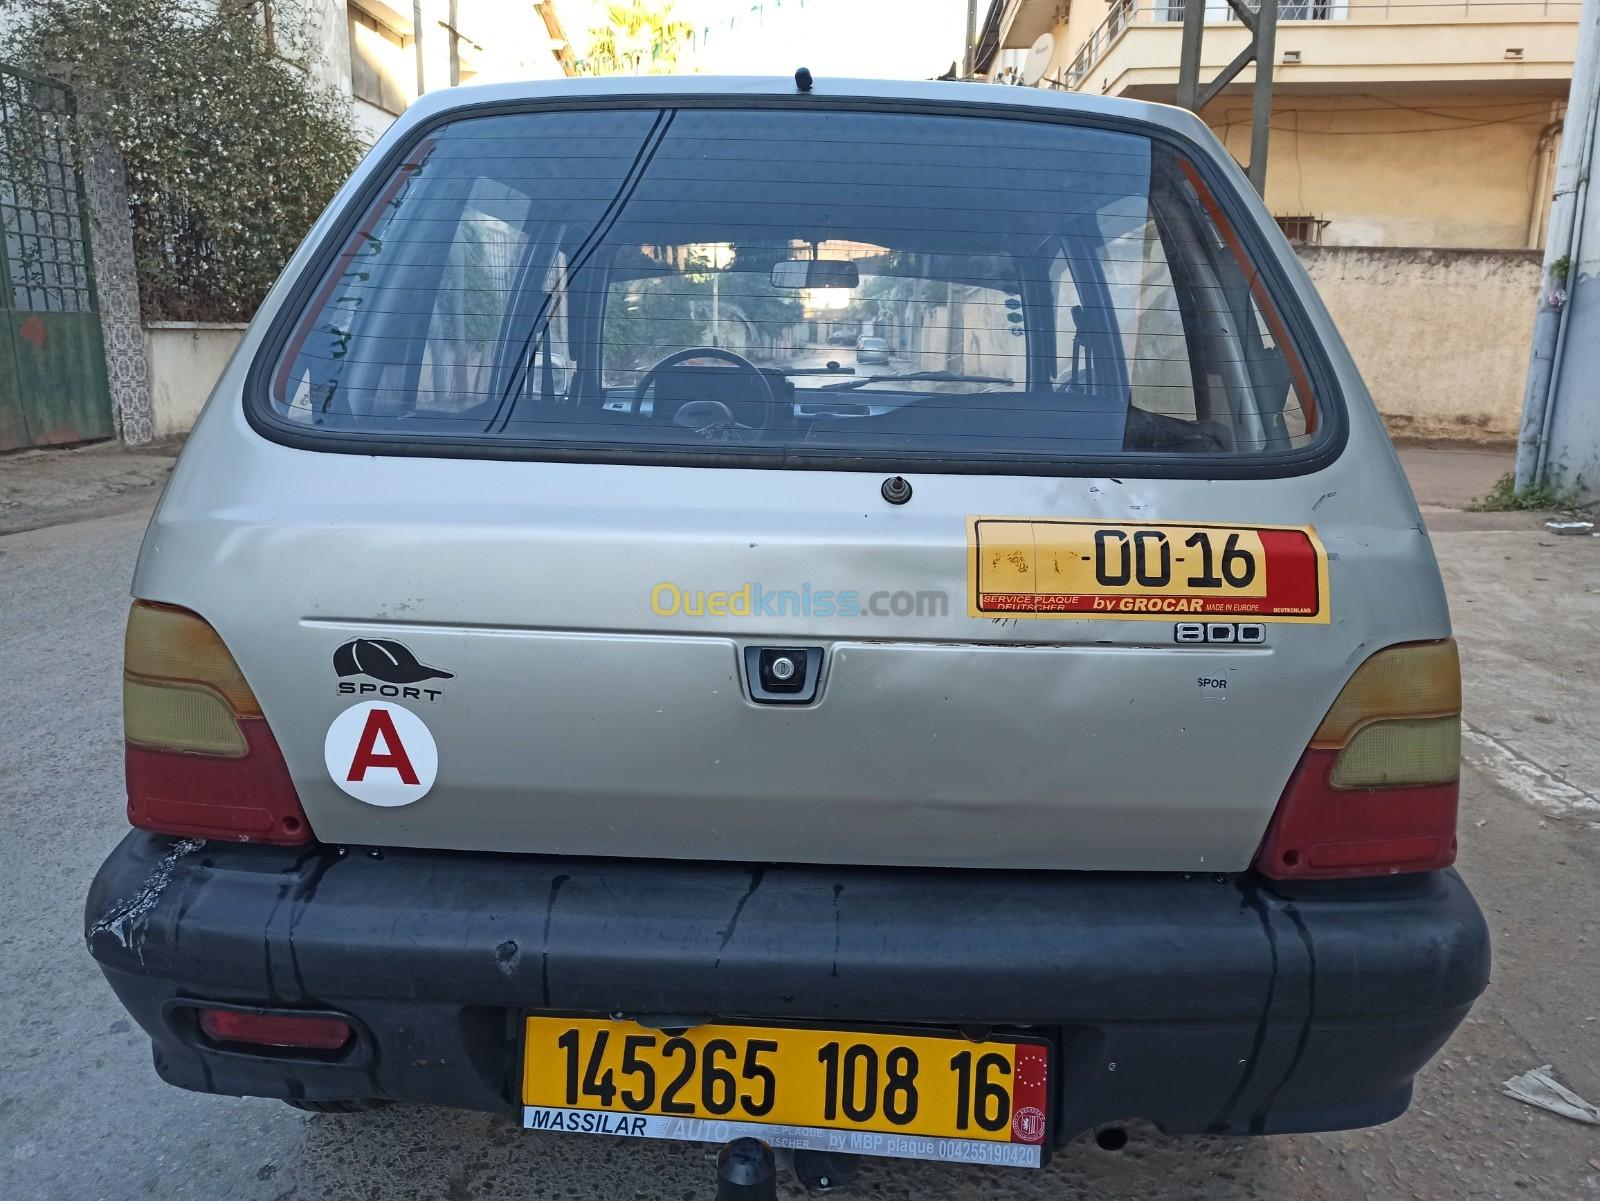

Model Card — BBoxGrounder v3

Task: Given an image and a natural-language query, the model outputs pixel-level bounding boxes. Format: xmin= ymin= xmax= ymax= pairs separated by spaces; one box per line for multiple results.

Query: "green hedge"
xmin=3 ymin=0 xmax=362 ymax=322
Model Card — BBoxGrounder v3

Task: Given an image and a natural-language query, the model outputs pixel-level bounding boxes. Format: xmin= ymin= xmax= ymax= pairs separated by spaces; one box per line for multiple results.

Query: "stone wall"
xmin=1298 ymin=246 xmax=1539 ymax=443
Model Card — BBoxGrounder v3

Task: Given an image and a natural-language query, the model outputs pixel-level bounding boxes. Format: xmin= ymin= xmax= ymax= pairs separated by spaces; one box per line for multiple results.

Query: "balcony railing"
xmin=1058 ymin=0 xmax=1579 ymax=90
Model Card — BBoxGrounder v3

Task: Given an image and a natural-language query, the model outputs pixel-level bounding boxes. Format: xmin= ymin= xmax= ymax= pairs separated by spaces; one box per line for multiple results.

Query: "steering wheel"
xmin=631 ymin=347 xmax=781 ymax=437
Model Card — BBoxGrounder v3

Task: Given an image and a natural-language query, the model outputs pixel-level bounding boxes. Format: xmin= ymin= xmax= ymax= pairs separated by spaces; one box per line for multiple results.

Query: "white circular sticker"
xmin=324 ymin=701 xmax=438 ymax=807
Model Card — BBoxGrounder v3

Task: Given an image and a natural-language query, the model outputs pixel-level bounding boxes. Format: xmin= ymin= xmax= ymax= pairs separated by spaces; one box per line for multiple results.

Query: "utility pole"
xmin=962 ymin=0 xmax=978 ymax=79
xmin=1516 ymin=0 xmax=1600 ymax=503
xmin=1176 ymin=0 xmax=1278 ymax=196
xmin=412 ymin=1 xmax=426 ymax=98
xmin=447 ymin=0 xmax=460 ymax=86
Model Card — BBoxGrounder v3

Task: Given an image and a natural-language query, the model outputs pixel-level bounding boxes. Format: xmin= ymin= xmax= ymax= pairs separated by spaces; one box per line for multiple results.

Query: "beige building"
xmin=975 ymin=0 xmax=1580 ymax=441
xmin=274 ymin=1 xmax=577 ymax=144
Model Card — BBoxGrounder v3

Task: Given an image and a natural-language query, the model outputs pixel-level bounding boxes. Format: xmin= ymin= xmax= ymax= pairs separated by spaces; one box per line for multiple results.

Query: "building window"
xmin=348 ymin=4 xmax=413 ymax=115
xmin=1280 ymin=0 xmax=1334 ymax=19
xmin=1163 ymin=1 xmax=1334 ymax=21
xmin=1275 ymin=215 xmax=1328 ymax=247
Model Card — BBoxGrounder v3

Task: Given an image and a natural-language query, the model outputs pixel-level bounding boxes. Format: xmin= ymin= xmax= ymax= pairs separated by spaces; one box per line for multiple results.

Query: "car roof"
xmin=391 ymin=73 xmax=1216 ymax=148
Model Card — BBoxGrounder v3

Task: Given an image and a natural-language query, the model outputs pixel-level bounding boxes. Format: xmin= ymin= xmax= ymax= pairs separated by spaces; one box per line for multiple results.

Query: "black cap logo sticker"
xmin=334 ymin=638 xmax=454 ymax=685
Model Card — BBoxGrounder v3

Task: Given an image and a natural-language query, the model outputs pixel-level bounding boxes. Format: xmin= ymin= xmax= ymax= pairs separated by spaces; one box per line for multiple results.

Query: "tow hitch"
xmin=715 ymin=1140 xmax=863 ymax=1198
xmin=716 ymin=1139 xmax=776 ymax=1200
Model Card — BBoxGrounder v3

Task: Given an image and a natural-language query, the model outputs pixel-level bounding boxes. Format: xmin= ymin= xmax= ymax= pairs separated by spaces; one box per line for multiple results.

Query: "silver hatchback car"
xmin=88 ymin=76 xmax=1487 ymax=1177
xmin=855 ymin=335 xmax=891 ymax=365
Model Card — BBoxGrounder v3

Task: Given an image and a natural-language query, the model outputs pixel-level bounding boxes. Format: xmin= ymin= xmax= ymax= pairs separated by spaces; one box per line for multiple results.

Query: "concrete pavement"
xmin=3 ymin=448 xmax=1599 ymax=1200
xmin=0 ymin=439 xmax=180 ymax=536
xmin=1398 ymin=444 xmax=1518 ymax=510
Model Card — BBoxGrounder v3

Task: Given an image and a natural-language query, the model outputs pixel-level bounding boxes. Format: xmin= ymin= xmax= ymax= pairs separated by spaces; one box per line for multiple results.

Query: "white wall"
xmin=143 ymin=323 xmax=247 ymax=439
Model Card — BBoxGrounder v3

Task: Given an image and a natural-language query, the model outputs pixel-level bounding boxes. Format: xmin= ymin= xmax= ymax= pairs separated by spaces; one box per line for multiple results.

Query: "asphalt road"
xmin=3 ymin=469 xmax=1600 ymax=1201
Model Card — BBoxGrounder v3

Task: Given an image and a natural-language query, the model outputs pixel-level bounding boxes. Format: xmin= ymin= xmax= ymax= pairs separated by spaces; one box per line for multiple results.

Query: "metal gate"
xmin=0 ymin=64 xmax=112 ymax=450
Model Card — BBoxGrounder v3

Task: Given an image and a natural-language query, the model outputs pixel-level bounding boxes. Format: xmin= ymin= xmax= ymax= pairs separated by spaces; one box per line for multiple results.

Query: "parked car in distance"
xmin=826 ymin=328 xmax=857 ymax=346
xmin=86 ymin=75 xmax=1487 ymax=1188
xmin=855 ymin=335 xmax=890 ymax=364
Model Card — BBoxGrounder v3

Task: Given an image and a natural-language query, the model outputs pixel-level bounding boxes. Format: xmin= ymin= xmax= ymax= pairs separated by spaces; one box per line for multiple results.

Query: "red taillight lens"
xmin=124 ymin=601 xmax=311 ymax=844
xmin=198 ymin=1008 xmax=352 ymax=1051
xmin=1255 ymin=749 xmax=1458 ymax=878
xmin=1255 ymin=640 xmax=1461 ymax=880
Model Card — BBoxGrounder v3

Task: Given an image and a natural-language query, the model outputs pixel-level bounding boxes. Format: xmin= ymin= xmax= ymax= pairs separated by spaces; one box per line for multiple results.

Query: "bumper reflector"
xmin=198 ymin=1008 xmax=352 ymax=1052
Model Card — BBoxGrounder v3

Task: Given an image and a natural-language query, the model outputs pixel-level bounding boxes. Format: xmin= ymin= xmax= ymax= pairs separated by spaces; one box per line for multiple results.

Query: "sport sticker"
xmin=967 ymin=517 xmax=1329 ymax=623
xmin=334 ymin=637 xmax=452 ymax=703
xmin=324 ymin=701 xmax=438 ymax=807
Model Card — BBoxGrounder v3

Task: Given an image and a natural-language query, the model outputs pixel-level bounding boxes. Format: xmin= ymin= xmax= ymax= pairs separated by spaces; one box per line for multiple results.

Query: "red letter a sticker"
xmin=347 ymin=707 xmax=420 ymax=784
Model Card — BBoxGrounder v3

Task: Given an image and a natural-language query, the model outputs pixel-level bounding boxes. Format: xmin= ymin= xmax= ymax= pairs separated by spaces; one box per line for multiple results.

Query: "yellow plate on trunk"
xmin=521 ymin=1016 xmax=1051 ymax=1168
xmin=967 ymin=516 xmax=1330 ymax=622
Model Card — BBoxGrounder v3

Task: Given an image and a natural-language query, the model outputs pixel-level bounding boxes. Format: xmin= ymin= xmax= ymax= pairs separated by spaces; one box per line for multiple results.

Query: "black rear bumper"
xmin=85 ymin=832 xmax=1489 ymax=1142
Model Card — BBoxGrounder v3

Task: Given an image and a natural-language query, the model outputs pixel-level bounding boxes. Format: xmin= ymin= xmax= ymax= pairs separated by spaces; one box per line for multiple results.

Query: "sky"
xmin=565 ymin=0 xmax=976 ymax=81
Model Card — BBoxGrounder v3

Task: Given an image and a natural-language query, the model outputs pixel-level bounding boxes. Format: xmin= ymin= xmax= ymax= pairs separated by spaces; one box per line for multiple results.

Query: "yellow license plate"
xmin=521 ymin=1017 xmax=1050 ymax=1168
xmin=967 ymin=516 xmax=1330 ymax=621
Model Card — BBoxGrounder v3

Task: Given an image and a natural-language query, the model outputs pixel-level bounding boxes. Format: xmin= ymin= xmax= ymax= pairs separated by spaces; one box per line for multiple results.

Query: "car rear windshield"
xmin=261 ymin=105 xmax=1328 ymax=468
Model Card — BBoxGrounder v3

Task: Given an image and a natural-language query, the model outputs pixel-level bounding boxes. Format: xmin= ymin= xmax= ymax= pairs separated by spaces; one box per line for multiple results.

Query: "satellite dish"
xmin=1021 ymin=33 xmax=1054 ymax=86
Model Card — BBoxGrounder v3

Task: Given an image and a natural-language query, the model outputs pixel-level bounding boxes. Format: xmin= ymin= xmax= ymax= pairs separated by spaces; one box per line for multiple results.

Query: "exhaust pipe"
xmin=1095 ymin=1125 xmax=1130 ymax=1152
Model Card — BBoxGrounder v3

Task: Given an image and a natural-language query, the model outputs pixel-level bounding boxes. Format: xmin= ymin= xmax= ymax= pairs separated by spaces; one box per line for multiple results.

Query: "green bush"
xmin=1470 ymin=471 xmax=1587 ymax=513
xmin=2 ymin=0 xmax=362 ymax=321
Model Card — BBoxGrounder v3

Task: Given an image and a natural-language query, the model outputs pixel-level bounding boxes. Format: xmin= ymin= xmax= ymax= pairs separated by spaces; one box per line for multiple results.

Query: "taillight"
xmin=1254 ymin=639 xmax=1460 ymax=880
xmin=124 ymin=601 xmax=311 ymax=844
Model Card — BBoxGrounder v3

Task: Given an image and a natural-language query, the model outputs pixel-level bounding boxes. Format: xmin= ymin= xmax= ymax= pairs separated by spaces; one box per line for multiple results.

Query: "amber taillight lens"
xmin=123 ymin=601 xmax=311 ymax=844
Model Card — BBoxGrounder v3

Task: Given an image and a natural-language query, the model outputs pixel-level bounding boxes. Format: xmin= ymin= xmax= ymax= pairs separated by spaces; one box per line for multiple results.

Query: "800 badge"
xmin=1174 ymin=622 xmax=1266 ymax=644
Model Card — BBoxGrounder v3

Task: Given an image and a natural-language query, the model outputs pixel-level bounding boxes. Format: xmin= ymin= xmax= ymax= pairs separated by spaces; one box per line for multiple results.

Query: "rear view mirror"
xmin=770 ymin=259 xmax=860 ymax=290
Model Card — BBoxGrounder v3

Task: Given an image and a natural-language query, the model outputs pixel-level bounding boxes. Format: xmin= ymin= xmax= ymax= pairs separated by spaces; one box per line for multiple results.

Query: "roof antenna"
xmin=794 ymin=67 xmax=813 ymax=93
